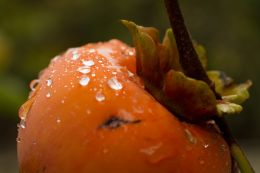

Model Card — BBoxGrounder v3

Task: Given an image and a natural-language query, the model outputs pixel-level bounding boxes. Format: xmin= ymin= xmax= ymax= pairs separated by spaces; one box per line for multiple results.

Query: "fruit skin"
xmin=18 ymin=39 xmax=231 ymax=173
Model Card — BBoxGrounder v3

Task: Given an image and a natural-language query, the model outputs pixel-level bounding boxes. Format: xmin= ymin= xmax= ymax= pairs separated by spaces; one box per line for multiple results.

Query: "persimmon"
xmin=18 ymin=39 xmax=231 ymax=173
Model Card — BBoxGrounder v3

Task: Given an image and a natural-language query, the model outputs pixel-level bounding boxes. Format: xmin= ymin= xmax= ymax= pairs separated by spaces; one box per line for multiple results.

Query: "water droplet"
xmin=89 ymin=48 xmax=96 ymax=53
xmin=220 ymin=144 xmax=227 ymax=153
xmin=18 ymin=118 xmax=26 ymax=129
xmin=72 ymin=53 xmax=80 ymax=60
xmin=82 ymin=60 xmax=95 ymax=67
xmin=127 ymin=71 xmax=134 ymax=77
xmin=77 ymin=66 xmax=91 ymax=74
xmin=46 ymin=92 xmax=51 ymax=98
xmin=128 ymin=51 xmax=134 ymax=56
xmin=140 ymin=143 xmax=162 ymax=156
xmin=16 ymin=137 xmax=21 ymax=143
xmin=203 ymin=144 xmax=210 ymax=149
xmin=46 ymin=78 xmax=52 ymax=86
xmin=19 ymin=99 xmax=35 ymax=120
xmin=79 ymin=76 xmax=90 ymax=86
xmin=184 ymin=129 xmax=197 ymax=144
xmin=30 ymin=79 xmax=39 ymax=91
xmin=91 ymin=73 xmax=96 ymax=77
xmin=107 ymin=77 xmax=123 ymax=90
xmin=56 ymin=117 xmax=61 ymax=123
xmin=98 ymin=60 xmax=103 ymax=63
xmin=86 ymin=109 xmax=91 ymax=114
xmin=97 ymin=48 xmax=112 ymax=58
xmin=112 ymin=71 xmax=117 ymax=75
xmin=95 ymin=91 xmax=105 ymax=102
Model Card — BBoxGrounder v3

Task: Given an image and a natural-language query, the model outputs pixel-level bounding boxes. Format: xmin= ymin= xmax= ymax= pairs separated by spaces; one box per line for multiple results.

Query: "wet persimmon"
xmin=17 ymin=40 xmax=232 ymax=173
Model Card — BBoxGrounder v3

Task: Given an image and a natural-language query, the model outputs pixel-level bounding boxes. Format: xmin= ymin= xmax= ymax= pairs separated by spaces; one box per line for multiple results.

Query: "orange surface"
xmin=18 ymin=40 xmax=231 ymax=173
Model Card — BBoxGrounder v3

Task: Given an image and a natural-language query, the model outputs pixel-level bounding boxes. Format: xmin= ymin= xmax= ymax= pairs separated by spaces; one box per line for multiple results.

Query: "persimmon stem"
xmin=163 ymin=0 xmax=215 ymax=92
xmin=164 ymin=0 xmax=255 ymax=173
xmin=214 ymin=117 xmax=255 ymax=173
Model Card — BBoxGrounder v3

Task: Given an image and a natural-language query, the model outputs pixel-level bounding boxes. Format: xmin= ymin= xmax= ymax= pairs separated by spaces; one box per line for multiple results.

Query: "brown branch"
xmin=164 ymin=0 xmax=220 ymax=98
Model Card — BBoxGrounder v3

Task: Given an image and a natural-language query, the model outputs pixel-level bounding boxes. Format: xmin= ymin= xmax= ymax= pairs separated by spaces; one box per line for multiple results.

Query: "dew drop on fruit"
xmin=46 ymin=78 xmax=52 ymax=86
xmin=89 ymin=48 xmax=96 ymax=53
xmin=107 ymin=77 xmax=123 ymax=90
xmin=46 ymin=92 xmax=51 ymax=98
xmin=56 ymin=117 xmax=61 ymax=124
xmin=82 ymin=60 xmax=95 ymax=67
xmin=127 ymin=71 xmax=134 ymax=77
xmin=140 ymin=143 xmax=162 ymax=156
xmin=203 ymin=143 xmax=209 ymax=149
xmin=72 ymin=54 xmax=80 ymax=60
xmin=77 ymin=66 xmax=91 ymax=74
xmin=16 ymin=137 xmax=21 ymax=143
xmin=97 ymin=48 xmax=111 ymax=59
xmin=18 ymin=118 xmax=26 ymax=129
xmin=71 ymin=50 xmax=80 ymax=60
xmin=79 ymin=76 xmax=90 ymax=86
xmin=184 ymin=129 xmax=197 ymax=144
xmin=19 ymin=98 xmax=35 ymax=120
xmin=95 ymin=91 xmax=105 ymax=102
xmin=128 ymin=50 xmax=134 ymax=56
xmin=86 ymin=109 xmax=91 ymax=114
xmin=29 ymin=79 xmax=39 ymax=91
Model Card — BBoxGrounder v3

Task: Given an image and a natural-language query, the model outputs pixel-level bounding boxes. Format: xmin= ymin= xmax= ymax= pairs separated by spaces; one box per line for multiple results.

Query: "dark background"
xmin=0 ymin=0 xmax=259 ymax=172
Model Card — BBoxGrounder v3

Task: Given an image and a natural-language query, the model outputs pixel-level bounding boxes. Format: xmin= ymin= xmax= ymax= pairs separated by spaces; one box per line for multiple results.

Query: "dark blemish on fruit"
xmin=99 ymin=116 xmax=141 ymax=129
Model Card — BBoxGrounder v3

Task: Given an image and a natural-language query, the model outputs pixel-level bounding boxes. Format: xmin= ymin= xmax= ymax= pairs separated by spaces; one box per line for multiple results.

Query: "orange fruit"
xmin=17 ymin=39 xmax=231 ymax=173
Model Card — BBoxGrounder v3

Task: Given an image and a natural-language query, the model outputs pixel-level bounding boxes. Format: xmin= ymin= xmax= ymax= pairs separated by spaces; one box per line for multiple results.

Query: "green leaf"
xmin=163 ymin=70 xmax=217 ymax=121
xmin=121 ymin=20 xmax=162 ymax=85
xmin=193 ymin=42 xmax=208 ymax=69
xmin=208 ymin=71 xmax=252 ymax=104
xmin=217 ymin=101 xmax=243 ymax=116
xmin=162 ymin=28 xmax=182 ymax=71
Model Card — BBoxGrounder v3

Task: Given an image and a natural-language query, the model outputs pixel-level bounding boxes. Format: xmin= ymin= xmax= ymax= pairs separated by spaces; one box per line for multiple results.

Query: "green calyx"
xmin=122 ymin=20 xmax=251 ymax=121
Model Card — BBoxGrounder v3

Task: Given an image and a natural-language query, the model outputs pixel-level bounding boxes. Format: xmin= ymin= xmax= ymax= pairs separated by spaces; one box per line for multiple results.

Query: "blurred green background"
xmin=0 ymin=0 xmax=259 ymax=172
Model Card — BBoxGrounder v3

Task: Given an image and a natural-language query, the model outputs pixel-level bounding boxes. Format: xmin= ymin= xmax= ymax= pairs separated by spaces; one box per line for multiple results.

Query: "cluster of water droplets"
xmin=45 ymin=78 xmax=53 ymax=98
xmin=72 ymin=47 xmax=126 ymax=103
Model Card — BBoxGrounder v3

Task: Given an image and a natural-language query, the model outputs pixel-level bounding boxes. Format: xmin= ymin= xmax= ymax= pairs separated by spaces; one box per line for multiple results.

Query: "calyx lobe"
xmin=122 ymin=20 xmax=251 ymax=121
